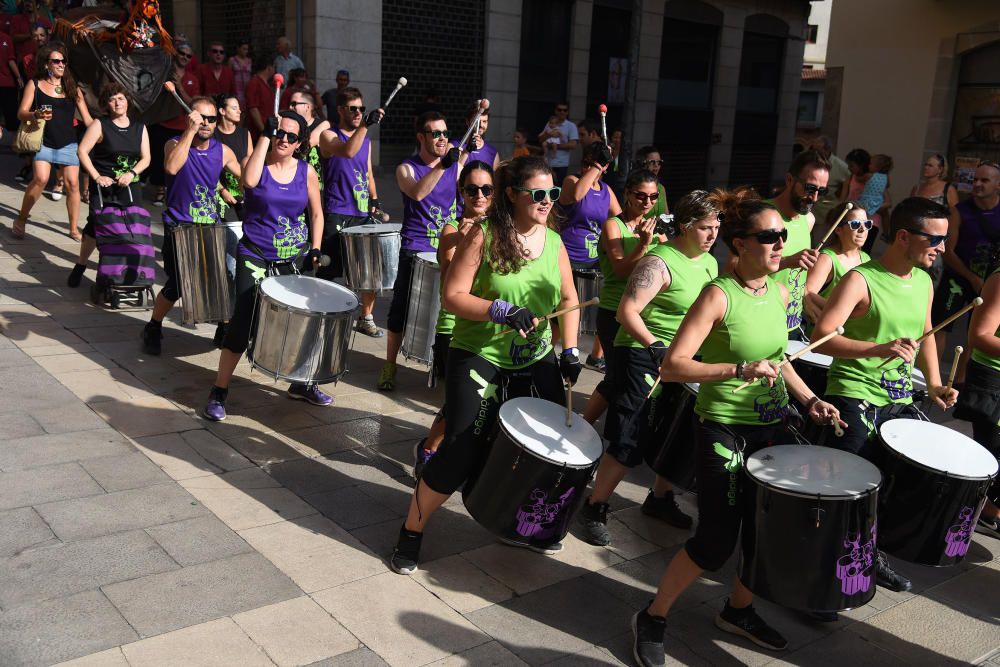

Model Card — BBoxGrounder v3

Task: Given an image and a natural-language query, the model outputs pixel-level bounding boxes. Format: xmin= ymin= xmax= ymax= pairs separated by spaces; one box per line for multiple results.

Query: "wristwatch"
xmin=562 ymin=347 xmax=579 ymax=359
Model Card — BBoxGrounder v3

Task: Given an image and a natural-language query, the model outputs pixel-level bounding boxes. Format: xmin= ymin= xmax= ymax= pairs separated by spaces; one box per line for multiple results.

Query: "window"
xmin=798 ymin=91 xmax=821 ymax=124
xmin=806 ymin=24 xmax=819 ymax=44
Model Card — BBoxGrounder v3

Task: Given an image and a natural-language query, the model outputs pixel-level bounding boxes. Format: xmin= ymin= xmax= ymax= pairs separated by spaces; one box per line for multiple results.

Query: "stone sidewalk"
xmin=0 ymin=156 xmax=998 ymax=667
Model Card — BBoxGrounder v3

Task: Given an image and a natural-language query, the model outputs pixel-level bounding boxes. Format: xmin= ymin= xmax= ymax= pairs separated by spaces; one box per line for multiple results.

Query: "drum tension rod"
xmin=813 ymin=502 xmax=825 ymax=528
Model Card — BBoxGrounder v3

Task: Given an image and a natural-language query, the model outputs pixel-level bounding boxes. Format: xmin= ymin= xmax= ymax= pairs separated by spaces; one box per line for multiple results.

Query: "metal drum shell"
xmin=249 ymin=275 xmax=359 ymax=385
xmin=642 ymin=382 xmax=699 ymax=492
xmin=341 ymin=224 xmax=402 ymax=292
xmin=401 ymin=252 xmax=440 ymax=365
xmin=573 ymin=269 xmax=603 ymax=335
xmin=170 ymin=223 xmax=233 ymax=324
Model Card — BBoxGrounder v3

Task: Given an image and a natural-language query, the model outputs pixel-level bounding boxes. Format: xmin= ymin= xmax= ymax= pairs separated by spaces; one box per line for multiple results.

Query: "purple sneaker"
xmin=203 ymin=387 xmax=228 ymax=422
xmin=287 ymin=383 xmax=333 ymax=406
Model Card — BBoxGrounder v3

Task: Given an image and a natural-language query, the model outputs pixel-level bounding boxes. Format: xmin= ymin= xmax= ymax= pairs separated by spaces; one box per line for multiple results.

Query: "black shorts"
xmin=160 ymin=227 xmax=180 ymax=302
xmin=604 ymin=346 xmax=658 ymax=467
xmin=931 ymin=270 xmax=977 ymax=333
xmin=387 ymin=249 xmax=418 ymax=334
xmin=954 ymin=359 xmax=1000 ymax=505
xmin=317 ymin=211 xmax=369 ymax=281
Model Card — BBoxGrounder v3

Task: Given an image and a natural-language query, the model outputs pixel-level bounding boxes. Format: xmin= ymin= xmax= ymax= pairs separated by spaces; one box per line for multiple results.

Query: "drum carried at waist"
xmin=572 ymin=269 xmax=603 ymax=336
xmin=341 ymin=223 xmax=402 ymax=292
xmin=401 ymin=252 xmax=440 ymax=365
xmin=249 ymin=274 xmax=360 ymax=384
xmin=170 ymin=223 xmax=233 ymax=324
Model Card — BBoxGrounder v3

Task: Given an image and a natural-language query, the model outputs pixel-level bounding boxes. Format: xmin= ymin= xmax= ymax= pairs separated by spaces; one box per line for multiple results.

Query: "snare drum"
xmin=642 ymin=382 xmax=699 ymax=492
xmin=401 ymin=252 xmax=441 ymax=365
xmin=572 ymin=269 xmax=603 ymax=335
xmin=740 ymin=445 xmax=882 ymax=612
xmin=463 ymin=397 xmax=603 ymax=545
xmin=340 ymin=223 xmax=402 ymax=292
xmin=878 ymin=420 xmax=998 ymax=566
xmin=170 ymin=223 xmax=233 ymax=324
xmin=249 ymin=275 xmax=360 ymax=384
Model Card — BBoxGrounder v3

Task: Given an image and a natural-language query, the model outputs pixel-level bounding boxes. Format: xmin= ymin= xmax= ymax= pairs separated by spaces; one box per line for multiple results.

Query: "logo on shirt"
xmin=188 ymin=184 xmax=219 ymax=224
xmin=273 ymin=215 xmax=306 ymax=259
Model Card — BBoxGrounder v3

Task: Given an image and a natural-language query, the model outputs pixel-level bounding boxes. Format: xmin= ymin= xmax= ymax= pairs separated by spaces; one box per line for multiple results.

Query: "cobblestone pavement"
xmin=0 ymin=155 xmax=998 ymax=667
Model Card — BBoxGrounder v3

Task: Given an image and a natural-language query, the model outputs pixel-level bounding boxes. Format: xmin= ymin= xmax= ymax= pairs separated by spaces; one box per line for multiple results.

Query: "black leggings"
xmin=593 ymin=307 xmax=619 ymax=400
xmin=420 ymin=346 xmax=565 ymax=495
xmin=221 ymin=253 xmax=296 ymax=354
xmin=956 ymin=360 xmax=1000 ymax=505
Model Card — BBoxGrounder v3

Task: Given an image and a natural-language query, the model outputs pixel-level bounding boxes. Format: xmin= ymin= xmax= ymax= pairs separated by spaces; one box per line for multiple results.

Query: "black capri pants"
xmin=955 ymin=359 xmax=1000 ymax=505
xmin=317 ymin=211 xmax=369 ymax=281
xmin=387 ymin=249 xmax=419 ymax=334
xmin=604 ymin=345 xmax=659 ymax=467
xmin=420 ymin=346 xmax=565 ymax=496
xmin=221 ymin=252 xmax=297 ymax=354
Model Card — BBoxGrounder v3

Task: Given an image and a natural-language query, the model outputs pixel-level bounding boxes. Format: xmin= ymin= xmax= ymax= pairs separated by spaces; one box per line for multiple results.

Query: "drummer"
xmin=379 ymin=111 xmax=461 ymax=391
xmin=317 ymin=86 xmax=386 ymax=338
xmin=415 ymin=160 xmax=493 ymax=479
xmin=803 ymin=201 xmax=870 ymax=323
xmin=579 ymin=189 xmax=719 ymax=546
xmin=202 ymin=111 xmax=324 ymax=421
xmin=451 ymin=102 xmax=500 ymax=169
xmin=140 ymin=97 xmax=243 ymax=356
xmin=813 ymin=196 xmax=958 ymax=593
xmin=631 ymin=189 xmax=843 ymax=666
xmin=391 ymin=155 xmax=582 ymax=574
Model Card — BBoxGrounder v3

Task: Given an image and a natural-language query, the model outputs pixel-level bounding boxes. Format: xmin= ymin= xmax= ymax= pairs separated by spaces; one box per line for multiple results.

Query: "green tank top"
xmin=614 ymin=243 xmax=718 ymax=348
xmin=819 ymin=248 xmax=871 ymax=299
xmin=434 ymin=219 xmax=462 ymax=336
xmin=768 ymin=202 xmax=811 ymax=332
xmin=450 ymin=226 xmax=563 ymax=369
xmin=598 ymin=217 xmax=648 ymax=312
xmin=826 ymin=260 xmax=932 ymax=406
xmin=694 ymin=276 xmax=790 ymax=425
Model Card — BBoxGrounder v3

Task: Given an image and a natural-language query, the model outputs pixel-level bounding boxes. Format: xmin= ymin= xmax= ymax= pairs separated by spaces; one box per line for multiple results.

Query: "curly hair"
xmin=707 ymin=187 xmax=779 ymax=254
xmin=34 ymin=43 xmax=78 ymax=102
xmin=276 ymin=110 xmax=310 ymax=161
xmin=97 ymin=81 xmax=130 ymax=110
xmin=484 ymin=156 xmax=554 ymax=274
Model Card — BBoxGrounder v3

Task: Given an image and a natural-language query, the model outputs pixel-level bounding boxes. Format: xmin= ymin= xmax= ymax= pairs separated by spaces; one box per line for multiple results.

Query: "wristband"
xmin=370 ymin=197 xmax=381 ymax=211
xmin=488 ymin=299 xmax=514 ymax=325
xmin=562 ymin=347 xmax=579 ymax=358
xmin=735 ymin=361 xmax=746 ymax=380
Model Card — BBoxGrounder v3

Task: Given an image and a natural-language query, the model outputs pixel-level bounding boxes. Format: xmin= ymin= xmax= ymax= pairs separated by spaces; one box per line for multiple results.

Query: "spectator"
xmin=840 ymin=148 xmax=869 ymax=202
xmin=148 ymin=44 xmax=199 ymax=206
xmin=244 ymin=53 xmax=274 ymax=141
xmin=11 ymin=2 xmax=49 ymax=62
xmin=537 ymin=101 xmax=578 ymax=183
xmin=810 ymin=135 xmax=850 ymax=224
xmin=911 ymin=153 xmax=958 ymax=209
xmin=635 ymin=146 xmax=669 ymax=219
xmin=279 ymin=67 xmax=318 ymax=112
xmin=857 ymin=153 xmax=893 ymax=253
xmin=198 ymin=41 xmax=235 ymax=97
xmin=0 ymin=26 xmax=21 ymax=132
xmin=320 ymin=68 xmax=349 ymax=121
xmin=228 ymin=39 xmax=251 ymax=107
xmin=577 ymin=118 xmax=601 ymax=147
xmin=273 ymin=36 xmax=303 ymax=79
xmin=511 ymin=128 xmax=537 ymax=158
xmin=19 ymin=22 xmax=44 ymax=77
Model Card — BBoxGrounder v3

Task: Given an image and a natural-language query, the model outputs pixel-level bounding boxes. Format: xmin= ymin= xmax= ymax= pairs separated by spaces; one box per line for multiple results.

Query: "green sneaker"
xmin=378 ymin=362 xmax=397 ymax=391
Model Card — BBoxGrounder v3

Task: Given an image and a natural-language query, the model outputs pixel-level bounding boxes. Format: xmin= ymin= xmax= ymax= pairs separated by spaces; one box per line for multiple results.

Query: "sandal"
xmin=69 ymin=229 xmax=82 ymax=242
xmin=11 ymin=217 xmax=26 ymax=239
xmin=80 ymin=190 xmax=90 ymax=204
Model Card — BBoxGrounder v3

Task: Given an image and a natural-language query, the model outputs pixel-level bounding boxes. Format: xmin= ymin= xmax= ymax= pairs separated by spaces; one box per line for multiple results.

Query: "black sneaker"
xmin=715 ymin=599 xmax=788 ymax=651
xmin=975 ymin=516 xmax=1000 ymax=540
xmin=578 ymin=497 xmax=611 ymax=546
xmin=213 ymin=322 xmax=227 ymax=349
xmin=585 ymin=354 xmax=606 ymax=373
xmin=631 ymin=606 xmax=666 ymax=667
xmin=67 ymin=263 xmax=86 ymax=287
xmin=876 ymin=550 xmax=912 ymax=592
xmin=390 ymin=527 xmax=423 ymax=575
xmin=141 ymin=321 xmax=162 ymax=356
xmin=641 ymin=490 xmax=693 ymax=529
xmin=497 ymin=536 xmax=564 ymax=555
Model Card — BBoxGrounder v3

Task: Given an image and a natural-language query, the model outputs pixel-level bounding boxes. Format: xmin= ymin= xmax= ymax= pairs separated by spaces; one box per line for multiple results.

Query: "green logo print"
xmin=643 ymin=373 xmax=662 ymax=399
xmin=244 ymin=260 xmax=266 ymax=283
xmin=946 ymin=279 xmax=962 ymax=310
xmin=470 ymin=368 xmax=498 ymax=402
xmin=352 ymin=168 xmax=369 ymax=213
xmin=713 ymin=442 xmax=743 ymax=473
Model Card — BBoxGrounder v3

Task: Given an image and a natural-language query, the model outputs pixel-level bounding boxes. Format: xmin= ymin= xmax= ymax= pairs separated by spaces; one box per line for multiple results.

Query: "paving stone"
xmin=232 ymin=596 xmax=360 ymax=666
xmin=121 ymin=617 xmax=274 ymax=666
xmin=306 ymin=647 xmax=388 ymax=666
xmin=279 ymin=418 xmax=409 ymax=456
xmin=33 ymin=352 xmax=117 ymax=375
xmin=102 ymin=551 xmax=302 ymax=637
xmin=611 ymin=505 xmax=693 ymax=550
xmin=0 ymin=590 xmax=138 ymax=667
xmin=145 ymin=515 xmax=253 ymax=566
xmin=55 ymin=368 xmax=159 ymax=404
xmin=305 ymin=484 xmax=403 ymax=530
xmin=0 ymin=364 xmax=82 ymax=411
xmin=0 ymin=345 xmax=37 ymax=368
xmin=134 ymin=429 xmax=253 ymax=481
xmin=265 ymin=456 xmax=376 ymax=497
xmin=79 ymin=451 xmax=173 ymax=492
xmin=312 ymin=572 xmax=490 ymax=666
xmin=925 ymin=559 xmax=1000 ymax=621
xmin=0 ymin=409 xmax=45 ymax=439
xmin=0 ymin=506 xmax=58 ymax=557
xmin=4 ymin=322 xmax=86 ymax=349
xmin=0 ymin=461 xmax=104 ymax=510
xmin=36 ymin=482 xmax=208 ymax=541
xmin=424 ymin=641 xmax=529 ymax=666
xmin=411 ymin=554 xmax=514 ymax=613
xmin=53 ymin=647 xmax=130 ymax=666
xmin=27 ymin=402 xmax=109 ymax=434
xmin=351 ymin=505 xmax=495 ymax=565
xmin=179 ymin=468 xmax=317 ymax=531
xmin=0 ymin=429 xmax=134 ymax=471
xmin=771 ymin=629 xmax=907 ymax=667
xmin=91 ymin=395 xmax=202 ymax=437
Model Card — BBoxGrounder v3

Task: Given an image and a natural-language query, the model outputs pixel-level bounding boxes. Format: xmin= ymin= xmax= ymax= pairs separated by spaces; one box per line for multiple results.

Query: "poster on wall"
xmin=949 ymin=86 xmax=1000 ymax=182
xmin=954 ymin=156 xmax=980 ymax=192
xmin=608 ymin=57 xmax=628 ymax=104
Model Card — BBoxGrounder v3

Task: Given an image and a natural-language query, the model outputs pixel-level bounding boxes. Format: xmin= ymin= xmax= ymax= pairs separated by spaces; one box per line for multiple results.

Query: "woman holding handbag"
xmin=11 ymin=43 xmax=92 ymax=240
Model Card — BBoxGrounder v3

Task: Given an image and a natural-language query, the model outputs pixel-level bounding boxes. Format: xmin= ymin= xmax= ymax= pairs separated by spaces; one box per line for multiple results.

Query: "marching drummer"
xmin=813 ymin=196 xmax=958 ymax=593
xmin=317 ymin=86 xmax=386 ymax=338
xmin=379 ymin=111 xmax=461 ymax=391
xmin=391 ymin=156 xmax=582 ymax=574
xmin=578 ymin=188 xmax=719 ymax=547
xmin=631 ymin=189 xmax=843 ymax=666
xmin=803 ymin=201 xmax=870 ymax=323
xmin=141 ymin=97 xmax=243 ymax=356
xmin=202 ymin=111 xmax=324 ymax=421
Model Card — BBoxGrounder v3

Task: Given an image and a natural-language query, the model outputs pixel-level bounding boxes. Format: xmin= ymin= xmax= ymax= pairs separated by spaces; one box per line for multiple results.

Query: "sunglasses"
xmin=288 ymin=100 xmax=310 ymax=107
xmin=210 ymin=48 xmax=225 ymax=54
xmin=907 ymin=229 xmax=948 ymax=246
xmin=48 ymin=57 xmax=65 ymax=64
xmin=736 ymin=228 xmax=788 ymax=245
xmin=341 ymin=105 xmax=366 ymax=114
xmin=274 ymin=129 xmax=300 ymax=142
xmin=799 ymin=182 xmax=830 ymax=197
xmin=463 ymin=184 xmax=494 ymax=198
xmin=640 ymin=159 xmax=663 ymax=167
xmin=841 ymin=219 xmax=874 ymax=230
xmin=630 ymin=191 xmax=659 ymax=204
xmin=422 ymin=129 xmax=449 ymax=139
xmin=514 ymin=186 xmax=561 ymax=203
xmin=199 ymin=115 xmax=218 ymax=124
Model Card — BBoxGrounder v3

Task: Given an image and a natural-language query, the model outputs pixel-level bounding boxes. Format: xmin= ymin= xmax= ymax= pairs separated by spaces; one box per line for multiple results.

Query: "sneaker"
xmin=141 ymin=321 xmax=162 ymax=356
xmin=715 ymin=599 xmax=788 ymax=651
xmin=213 ymin=322 xmax=227 ymax=349
xmin=49 ymin=188 xmax=63 ymax=202
xmin=202 ymin=386 xmax=228 ymax=422
xmin=390 ymin=527 xmax=423 ymax=574
xmin=378 ymin=362 xmax=397 ymax=391
xmin=67 ymin=263 xmax=86 ymax=288
xmin=413 ymin=438 xmax=435 ymax=479
xmin=876 ymin=550 xmax=912 ymax=592
xmin=631 ymin=606 xmax=666 ymax=667
xmin=498 ymin=536 xmax=564 ymax=555
xmin=641 ymin=490 xmax=694 ymax=529
xmin=585 ymin=354 xmax=606 ymax=373
xmin=356 ymin=315 xmax=385 ymax=338
xmin=975 ymin=516 xmax=1000 ymax=539
xmin=287 ymin=383 xmax=333 ymax=406
xmin=578 ymin=497 xmax=611 ymax=546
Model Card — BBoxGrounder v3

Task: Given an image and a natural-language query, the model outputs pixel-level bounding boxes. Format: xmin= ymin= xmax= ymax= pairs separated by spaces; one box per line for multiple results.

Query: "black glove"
xmin=369 ymin=197 xmax=381 ymax=213
xmin=364 ymin=109 xmax=382 ymax=127
xmin=647 ymin=340 xmax=667 ymax=367
xmin=440 ymin=146 xmax=460 ymax=169
xmin=593 ymin=143 xmax=613 ymax=169
xmin=468 ymin=134 xmax=481 ymax=152
xmin=301 ymin=248 xmax=321 ymax=269
xmin=503 ymin=305 xmax=537 ymax=334
xmin=560 ymin=350 xmax=582 ymax=386
xmin=263 ymin=114 xmax=279 ymax=139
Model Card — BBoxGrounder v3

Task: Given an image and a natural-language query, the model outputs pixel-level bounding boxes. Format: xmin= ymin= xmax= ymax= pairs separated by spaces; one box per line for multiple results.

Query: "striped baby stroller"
xmin=89 ymin=186 xmax=156 ymax=309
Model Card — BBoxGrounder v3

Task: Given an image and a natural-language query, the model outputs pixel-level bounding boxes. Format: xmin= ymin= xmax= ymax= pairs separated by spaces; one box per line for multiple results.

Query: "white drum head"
xmin=259 ymin=275 xmax=360 ymax=313
xmin=341 ymin=223 xmax=402 ymax=236
xmin=786 ymin=339 xmax=833 ymax=368
xmin=879 ymin=420 xmax=998 ymax=479
xmin=746 ymin=445 xmax=881 ymax=497
xmin=416 ymin=251 xmax=439 ymax=267
xmin=499 ymin=397 xmax=603 ymax=467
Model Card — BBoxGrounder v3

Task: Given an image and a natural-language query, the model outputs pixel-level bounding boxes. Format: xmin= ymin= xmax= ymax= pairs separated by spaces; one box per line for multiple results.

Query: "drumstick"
xmin=383 ymin=77 xmax=407 ymax=109
xmin=565 ymin=383 xmax=573 ymax=427
xmin=947 ymin=345 xmax=963 ymax=390
xmin=272 ymin=73 xmax=284 ymax=117
xmin=646 ymin=374 xmax=662 ymax=400
xmin=163 ymin=81 xmax=192 ymax=114
xmin=598 ymin=104 xmax=609 ymax=146
xmin=457 ymin=99 xmax=489 ymax=153
xmin=731 ymin=327 xmax=844 ymax=393
xmin=877 ymin=297 xmax=983 ymax=368
xmin=832 ymin=417 xmax=844 ymax=438
xmin=816 ymin=202 xmax=854 ymax=250
xmin=492 ymin=297 xmax=599 ymax=338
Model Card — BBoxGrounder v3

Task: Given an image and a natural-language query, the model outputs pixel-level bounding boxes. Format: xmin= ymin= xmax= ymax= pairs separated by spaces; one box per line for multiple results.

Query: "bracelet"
xmin=128 ymin=169 xmax=138 ymax=179
xmin=735 ymin=361 xmax=746 ymax=380
xmin=805 ymin=396 xmax=820 ymax=410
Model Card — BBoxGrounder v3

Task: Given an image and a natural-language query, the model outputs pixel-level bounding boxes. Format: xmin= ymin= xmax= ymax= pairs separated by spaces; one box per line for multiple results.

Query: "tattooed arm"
xmin=617 ymin=255 xmax=670 ymax=347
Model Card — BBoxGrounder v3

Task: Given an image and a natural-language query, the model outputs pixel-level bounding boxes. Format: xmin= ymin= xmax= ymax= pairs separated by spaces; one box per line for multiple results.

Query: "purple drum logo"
xmin=944 ymin=505 xmax=975 ymax=557
xmin=515 ymin=487 xmax=575 ymax=540
xmin=835 ymin=524 xmax=876 ymax=596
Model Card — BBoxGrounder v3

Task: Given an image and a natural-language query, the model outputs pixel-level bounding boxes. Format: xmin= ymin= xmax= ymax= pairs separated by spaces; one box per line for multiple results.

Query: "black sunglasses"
xmin=736 ymin=228 xmax=788 ymax=245
xmin=210 ymin=48 xmax=225 ymax=54
xmin=340 ymin=105 xmax=366 ymax=114
xmin=631 ymin=190 xmax=659 ymax=203
xmin=48 ymin=57 xmax=65 ymax=64
xmin=907 ymin=229 xmax=948 ymax=246
xmin=514 ymin=186 xmax=561 ymax=203
xmin=199 ymin=115 xmax=218 ymax=124
xmin=463 ymin=184 xmax=494 ymax=198
xmin=799 ymin=182 xmax=830 ymax=197
xmin=422 ymin=129 xmax=449 ymax=139
xmin=841 ymin=219 xmax=874 ymax=230
xmin=274 ymin=129 xmax=300 ymax=143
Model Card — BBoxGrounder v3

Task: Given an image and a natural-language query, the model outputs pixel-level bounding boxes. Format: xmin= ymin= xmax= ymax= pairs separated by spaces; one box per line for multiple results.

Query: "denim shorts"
xmin=35 ymin=142 xmax=79 ymax=166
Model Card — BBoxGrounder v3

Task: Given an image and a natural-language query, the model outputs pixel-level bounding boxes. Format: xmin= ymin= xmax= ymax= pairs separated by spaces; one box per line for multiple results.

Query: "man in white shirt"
xmin=537 ymin=101 xmax=579 ymax=183
xmin=273 ymin=36 xmax=305 ymax=79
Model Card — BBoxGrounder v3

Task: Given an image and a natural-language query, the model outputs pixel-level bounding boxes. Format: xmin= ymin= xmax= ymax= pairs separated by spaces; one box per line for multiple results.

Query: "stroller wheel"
xmin=109 ymin=291 xmax=121 ymax=309
xmin=135 ymin=290 xmax=145 ymax=307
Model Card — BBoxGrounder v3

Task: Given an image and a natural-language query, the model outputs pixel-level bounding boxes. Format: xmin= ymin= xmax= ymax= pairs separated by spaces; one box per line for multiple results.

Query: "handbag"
xmin=13 ymin=117 xmax=44 ymax=154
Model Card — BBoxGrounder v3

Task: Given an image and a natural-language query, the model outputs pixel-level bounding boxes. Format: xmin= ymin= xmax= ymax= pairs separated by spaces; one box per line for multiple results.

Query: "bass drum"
xmin=340 ymin=223 xmax=402 ymax=292
xmin=463 ymin=397 xmax=604 ymax=546
xmin=642 ymin=382 xmax=699 ymax=492
xmin=740 ymin=445 xmax=882 ymax=612
xmin=878 ymin=419 xmax=998 ymax=566
xmin=401 ymin=252 xmax=440 ymax=365
xmin=572 ymin=269 xmax=603 ymax=336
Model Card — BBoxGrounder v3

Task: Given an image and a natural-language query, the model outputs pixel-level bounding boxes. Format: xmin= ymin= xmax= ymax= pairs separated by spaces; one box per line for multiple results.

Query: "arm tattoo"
xmin=624 ymin=256 xmax=667 ymax=300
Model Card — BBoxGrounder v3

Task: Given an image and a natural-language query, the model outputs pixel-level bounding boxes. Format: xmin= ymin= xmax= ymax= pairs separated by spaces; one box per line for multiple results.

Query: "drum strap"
xmin=238 ymin=237 xmax=303 ymax=278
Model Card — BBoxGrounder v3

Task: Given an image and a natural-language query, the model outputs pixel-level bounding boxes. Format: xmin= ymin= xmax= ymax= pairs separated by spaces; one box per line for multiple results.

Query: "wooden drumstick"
xmin=732 ymin=327 xmax=844 ymax=393
xmin=163 ymin=81 xmax=192 ymax=114
xmin=877 ymin=297 xmax=983 ymax=368
xmin=816 ymin=202 xmax=854 ymax=250
xmin=646 ymin=375 xmax=662 ymax=400
xmin=947 ymin=345 xmax=963 ymax=390
xmin=832 ymin=417 xmax=844 ymax=438
xmin=492 ymin=297 xmax=599 ymax=337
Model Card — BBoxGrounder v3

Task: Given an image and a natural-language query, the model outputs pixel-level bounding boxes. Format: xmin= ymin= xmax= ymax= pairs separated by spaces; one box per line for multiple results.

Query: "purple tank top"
xmin=450 ymin=137 xmax=498 ymax=167
xmin=164 ymin=138 xmax=224 ymax=225
xmin=323 ymin=127 xmax=370 ymax=216
xmin=401 ymin=155 xmax=459 ymax=252
xmin=954 ymin=199 xmax=1000 ymax=277
xmin=560 ymin=180 xmax=610 ymax=263
xmin=239 ymin=160 xmax=310 ymax=261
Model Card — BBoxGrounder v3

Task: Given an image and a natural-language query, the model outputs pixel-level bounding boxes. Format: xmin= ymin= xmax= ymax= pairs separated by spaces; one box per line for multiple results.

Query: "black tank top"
xmin=35 ymin=82 xmax=76 ymax=149
xmin=91 ymin=117 xmax=143 ymax=178
xmin=214 ymin=126 xmax=249 ymax=163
